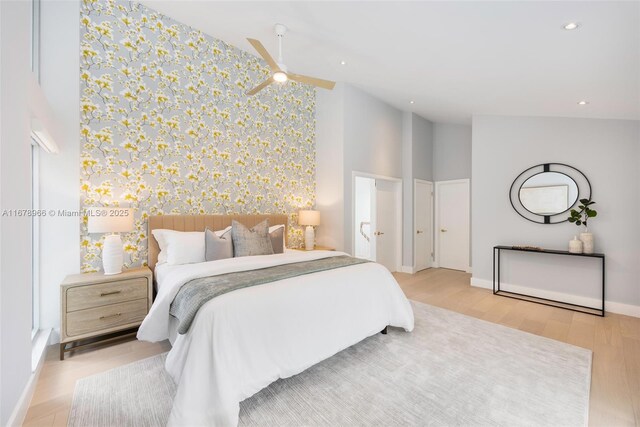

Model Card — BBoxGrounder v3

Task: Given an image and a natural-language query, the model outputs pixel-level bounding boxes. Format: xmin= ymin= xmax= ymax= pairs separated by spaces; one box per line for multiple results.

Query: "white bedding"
xmin=138 ymin=250 xmax=414 ymax=426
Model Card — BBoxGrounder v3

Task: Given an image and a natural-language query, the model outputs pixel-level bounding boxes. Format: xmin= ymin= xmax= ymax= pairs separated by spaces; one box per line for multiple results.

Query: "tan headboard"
xmin=147 ymin=214 xmax=289 ymax=271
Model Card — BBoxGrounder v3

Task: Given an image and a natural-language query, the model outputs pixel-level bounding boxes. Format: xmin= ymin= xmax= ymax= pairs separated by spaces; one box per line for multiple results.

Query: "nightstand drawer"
xmin=66 ymin=278 xmax=148 ymax=312
xmin=66 ymin=299 xmax=148 ymax=337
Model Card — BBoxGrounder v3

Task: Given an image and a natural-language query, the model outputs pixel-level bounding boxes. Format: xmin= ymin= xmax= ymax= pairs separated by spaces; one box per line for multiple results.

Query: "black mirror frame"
xmin=509 ymin=163 xmax=591 ymax=224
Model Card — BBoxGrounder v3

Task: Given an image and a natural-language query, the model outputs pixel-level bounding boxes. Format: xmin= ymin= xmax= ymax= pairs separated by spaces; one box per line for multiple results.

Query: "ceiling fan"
xmin=246 ymin=24 xmax=336 ymax=96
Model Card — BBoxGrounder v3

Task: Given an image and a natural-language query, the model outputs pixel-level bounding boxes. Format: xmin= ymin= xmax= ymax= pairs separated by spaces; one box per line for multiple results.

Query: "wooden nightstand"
xmin=60 ymin=267 xmax=153 ymax=360
xmin=292 ymin=246 xmax=336 ymax=251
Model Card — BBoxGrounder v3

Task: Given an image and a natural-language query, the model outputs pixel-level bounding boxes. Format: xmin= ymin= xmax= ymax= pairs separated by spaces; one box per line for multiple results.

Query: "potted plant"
xmin=568 ymin=198 xmax=597 ymax=254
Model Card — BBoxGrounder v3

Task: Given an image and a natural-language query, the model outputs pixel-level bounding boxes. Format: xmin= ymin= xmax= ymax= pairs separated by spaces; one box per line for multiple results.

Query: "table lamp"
xmin=87 ymin=208 xmax=134 ymax=275
xmin=298 ymin=210 xmax=320 ymax=250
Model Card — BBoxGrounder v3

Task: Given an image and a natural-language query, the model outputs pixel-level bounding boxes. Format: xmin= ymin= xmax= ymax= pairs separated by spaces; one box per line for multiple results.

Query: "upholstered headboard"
xmin=147 ymin=214 xmax=289 ymax=271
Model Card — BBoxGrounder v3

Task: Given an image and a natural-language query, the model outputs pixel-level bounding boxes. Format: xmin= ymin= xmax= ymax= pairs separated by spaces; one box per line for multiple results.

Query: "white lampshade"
xmin=87 ymin=208 xmax=135 ymax=234
xmin=298 ymin=210 xmax=320 ymax=226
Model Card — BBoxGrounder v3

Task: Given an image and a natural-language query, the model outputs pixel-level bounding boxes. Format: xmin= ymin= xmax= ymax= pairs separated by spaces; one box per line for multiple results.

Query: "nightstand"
xmin=292 ymin=246 xmax=336 ymax=251
xmin=60 ymin=267 xmax=153 ymax=360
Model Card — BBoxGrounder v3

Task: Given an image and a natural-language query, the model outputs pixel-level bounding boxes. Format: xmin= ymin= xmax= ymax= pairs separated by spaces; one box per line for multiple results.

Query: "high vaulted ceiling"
xmin=141 ymin=1 xmax=639 ymax=124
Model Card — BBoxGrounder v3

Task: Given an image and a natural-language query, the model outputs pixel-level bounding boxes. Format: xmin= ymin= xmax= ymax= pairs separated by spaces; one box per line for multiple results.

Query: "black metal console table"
xmin=493 ymin=245 xmax=605 ymax=316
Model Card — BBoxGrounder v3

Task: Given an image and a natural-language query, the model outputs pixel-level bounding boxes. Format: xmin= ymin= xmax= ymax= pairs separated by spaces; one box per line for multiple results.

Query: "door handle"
xmin=416 ymin=230 xmax=423 ymax=234
xmin=440 ymin=229 xmax=448 ymax=232
xmin=374 ymin=231 xmax=384 ymax=236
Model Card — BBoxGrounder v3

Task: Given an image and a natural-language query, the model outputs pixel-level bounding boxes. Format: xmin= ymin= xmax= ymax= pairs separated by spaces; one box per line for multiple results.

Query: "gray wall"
xmin=433 ymin=123 xmax=472 ymax=181
xmin=472 ymin=115 xmax=640 ymax=307
xmin=403 ymin=113 xmax=433 ymax=267
xmin=342 ymin=85 xmax=404 ymax=255
xmin=317 ymin=84 xmax=415 ymax=266
xmin=0 ymin=1 xmax=33 ymax=423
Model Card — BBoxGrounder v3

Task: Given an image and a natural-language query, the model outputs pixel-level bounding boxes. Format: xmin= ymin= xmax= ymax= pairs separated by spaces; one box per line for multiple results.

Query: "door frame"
xmin=351 ymin=171 xmax=403 ymax=272
xmin=413 ymin=179 xmax=434 ymax=272
xmin=434 ymin=178 xmax=471 ymax=272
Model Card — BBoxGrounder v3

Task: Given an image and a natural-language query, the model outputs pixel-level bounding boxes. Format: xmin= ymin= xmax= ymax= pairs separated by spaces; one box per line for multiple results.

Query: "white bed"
xmin=137 ymin=215 xmax=414 ymax=427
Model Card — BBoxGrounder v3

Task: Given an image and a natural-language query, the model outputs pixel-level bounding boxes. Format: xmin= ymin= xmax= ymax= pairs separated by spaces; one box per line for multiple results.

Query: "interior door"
xmin=414 ymin=180 xmax=433 ymax=272
xmin=437 ymin=180 xmax=470 ymax=271
xmin=374 ymin=180 xmax=397 ymax=272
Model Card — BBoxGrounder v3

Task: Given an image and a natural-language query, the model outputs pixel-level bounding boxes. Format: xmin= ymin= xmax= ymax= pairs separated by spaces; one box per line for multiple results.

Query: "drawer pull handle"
xmin=99 ymin=313 xmax=122 ymax=320
xmin=100 ymin=291 xmax=122 ymax=297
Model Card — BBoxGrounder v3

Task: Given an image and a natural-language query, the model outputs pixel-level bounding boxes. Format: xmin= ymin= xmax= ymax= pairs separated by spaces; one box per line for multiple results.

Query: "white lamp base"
xmin=102 ymin=234 xmax=124 ymax=275
xmin=304 ymin=226 xmax=315 ymax=251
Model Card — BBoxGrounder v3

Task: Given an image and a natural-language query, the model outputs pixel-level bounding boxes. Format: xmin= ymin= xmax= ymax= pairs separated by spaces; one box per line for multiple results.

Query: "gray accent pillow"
xmin=231 ymin=220 xmax=275 ymax=257
xmin=204 ymin=227 xmax=233 ymax=261
xmin=270 ymin=226 xmax=285 ymax=254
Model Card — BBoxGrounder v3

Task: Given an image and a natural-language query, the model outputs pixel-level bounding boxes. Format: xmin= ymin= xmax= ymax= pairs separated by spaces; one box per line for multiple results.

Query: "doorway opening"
xmin=352 ymin=173 xmax=402 ymax=272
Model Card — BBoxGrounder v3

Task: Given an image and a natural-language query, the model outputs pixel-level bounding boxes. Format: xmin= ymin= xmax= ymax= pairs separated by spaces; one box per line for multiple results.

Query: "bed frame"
xmin=147 ymin=214 xmax=289 ymax=271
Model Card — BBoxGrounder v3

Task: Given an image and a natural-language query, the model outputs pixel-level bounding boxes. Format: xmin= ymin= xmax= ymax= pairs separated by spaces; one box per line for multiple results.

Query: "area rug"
xmin=68 ymin=301 xmax=591 ymax=426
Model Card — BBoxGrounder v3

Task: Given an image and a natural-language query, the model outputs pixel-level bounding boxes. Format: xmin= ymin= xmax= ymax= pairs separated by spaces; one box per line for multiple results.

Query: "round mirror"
xmin=519 ymin=172 xmax=578 ymax=216
xmin=509 ymin=163 xmax=590 ymax=224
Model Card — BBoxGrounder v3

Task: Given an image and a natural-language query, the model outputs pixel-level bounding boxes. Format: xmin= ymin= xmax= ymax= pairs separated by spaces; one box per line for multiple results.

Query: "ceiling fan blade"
xmin=288 ymin=73 xmax=336 ymax=90
xmin=246 ymin=77 xmax=274 ymax=96
xmin=247 ymin=38 xmax=280 ymax=72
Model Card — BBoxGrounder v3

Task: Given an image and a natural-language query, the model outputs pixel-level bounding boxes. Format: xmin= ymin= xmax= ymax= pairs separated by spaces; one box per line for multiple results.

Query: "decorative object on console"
xmin=569 ymin=236 xmax=583 ymax=254
xmin=87 ymin=208 xmax=134 ymax=275
xmin=509 ymin=163 xmax=590 ymax=224
xmin=298 ymin=210 xmax=320 ymax=250
xmin=568 ymin=198 xmax=597 ymax=255
xmin=511 ymin=245 xmax=544 ymax=251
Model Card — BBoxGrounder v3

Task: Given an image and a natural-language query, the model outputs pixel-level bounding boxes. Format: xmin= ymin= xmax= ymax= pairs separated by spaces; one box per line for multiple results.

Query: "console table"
xmin=493 ymin=246 xmax=605 ymax=316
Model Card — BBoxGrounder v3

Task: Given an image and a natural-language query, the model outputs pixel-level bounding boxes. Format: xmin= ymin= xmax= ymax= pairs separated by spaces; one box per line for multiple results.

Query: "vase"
xmin=569 ymin=236 xmax=583 ymax=254
xmin=580 ymin=231 xmax=594 ymax=254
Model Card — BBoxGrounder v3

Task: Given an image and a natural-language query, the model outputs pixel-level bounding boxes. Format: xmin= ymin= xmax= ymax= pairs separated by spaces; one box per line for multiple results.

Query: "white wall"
xmin=472 ymin=115 xmax=640 ymax=312
xmin=433 ymin=123 xmax=472 ymax=181
xmin=0 ymin=1 xmax=33 ymax=424
xmin=315 ymin=83 xmax=345 ymax=251
xmin=38 ymin=0 xmax=81 ymax=342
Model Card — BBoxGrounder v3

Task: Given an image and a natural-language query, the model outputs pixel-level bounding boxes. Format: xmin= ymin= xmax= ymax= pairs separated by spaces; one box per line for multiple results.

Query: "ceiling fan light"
xmin=273 ymin=71 xmax=288 ymax=83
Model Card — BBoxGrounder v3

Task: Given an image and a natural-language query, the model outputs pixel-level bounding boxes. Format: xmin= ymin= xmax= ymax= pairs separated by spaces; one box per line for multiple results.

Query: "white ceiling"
xmin=141 ymin=1 xmax=639 ymax=124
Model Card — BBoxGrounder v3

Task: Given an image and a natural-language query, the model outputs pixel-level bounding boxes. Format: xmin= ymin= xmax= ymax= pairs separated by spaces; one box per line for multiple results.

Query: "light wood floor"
xmin=24 ymin=268 xmax=640 ymax=426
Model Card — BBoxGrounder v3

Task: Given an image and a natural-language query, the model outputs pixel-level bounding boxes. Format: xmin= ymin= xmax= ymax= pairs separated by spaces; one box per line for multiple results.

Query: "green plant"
xmin=568 ymin=198 xmax=597 ymax=228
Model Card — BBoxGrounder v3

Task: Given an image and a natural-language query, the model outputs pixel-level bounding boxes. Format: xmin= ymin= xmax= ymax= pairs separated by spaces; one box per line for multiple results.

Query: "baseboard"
xmin=7 ymin=328 xmax=52 ymax=426
xmin=399 ymin=265 xmax=416 ymax=274
xmin=471 ymin=277 xmax=640 ymax=318
xmin=465 ymin=266 xmax=473 ymax=274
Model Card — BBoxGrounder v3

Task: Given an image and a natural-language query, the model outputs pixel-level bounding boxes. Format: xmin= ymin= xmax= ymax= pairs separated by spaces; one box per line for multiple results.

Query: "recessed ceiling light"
xmin=410 ymin=100 xmax=415 ymax=104
xmin=563 ymin=22 xmax=579 ymax=30
xmin=578 ymin=100 xmax=589 ymax=105
xmin=340 ymin=60 xmax=347 ymax=66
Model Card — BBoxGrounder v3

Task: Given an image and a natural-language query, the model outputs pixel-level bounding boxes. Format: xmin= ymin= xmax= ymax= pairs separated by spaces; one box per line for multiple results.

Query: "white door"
xmin=436 ymin=180 xmax=470 ymax=271
xmin=374 ymin=180 xmax=398 ymax=272
xmin=414 ymin=180 xmax=433 ymax=272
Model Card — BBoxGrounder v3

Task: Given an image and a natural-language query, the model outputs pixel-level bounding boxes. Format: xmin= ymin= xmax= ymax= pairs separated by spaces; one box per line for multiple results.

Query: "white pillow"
xmin=152 ymin=229 xmax=227 ymax=266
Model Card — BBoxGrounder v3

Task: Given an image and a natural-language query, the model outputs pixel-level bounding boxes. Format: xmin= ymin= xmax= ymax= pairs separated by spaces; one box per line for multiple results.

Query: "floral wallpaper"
xmin=80 ymin=0 xmax=316 ymax=272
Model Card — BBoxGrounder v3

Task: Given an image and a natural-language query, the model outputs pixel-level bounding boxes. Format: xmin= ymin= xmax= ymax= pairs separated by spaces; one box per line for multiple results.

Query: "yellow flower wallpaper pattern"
xmin=80 ymin=0 xmax=316 ymax=272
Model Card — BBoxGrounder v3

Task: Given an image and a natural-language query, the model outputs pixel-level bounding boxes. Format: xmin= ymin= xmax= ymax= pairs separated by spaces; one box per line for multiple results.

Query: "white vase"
xmin=580 ymin=231 xmax=594 ymax=254
xmin=569 ymin=236 xmax=583 ymax=254
xmin=102 ymin=234 xmax=124 ymax=275
xmin=304 ymin=225 xmax=315 ymax=250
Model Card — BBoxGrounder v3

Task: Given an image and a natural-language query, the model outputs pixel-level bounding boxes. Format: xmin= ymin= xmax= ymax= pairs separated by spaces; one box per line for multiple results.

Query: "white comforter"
xmin=138 ymin=250 xmax=414 ymax=427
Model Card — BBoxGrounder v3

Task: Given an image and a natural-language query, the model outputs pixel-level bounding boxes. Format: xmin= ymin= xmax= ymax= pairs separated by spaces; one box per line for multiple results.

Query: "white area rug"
xmin=68 ymin=301 xmax=591 ymax=426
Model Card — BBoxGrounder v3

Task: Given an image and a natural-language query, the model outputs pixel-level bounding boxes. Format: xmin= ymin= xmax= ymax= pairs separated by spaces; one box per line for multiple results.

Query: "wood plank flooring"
xmin=24 ymin=268 xmax=640 ymax=426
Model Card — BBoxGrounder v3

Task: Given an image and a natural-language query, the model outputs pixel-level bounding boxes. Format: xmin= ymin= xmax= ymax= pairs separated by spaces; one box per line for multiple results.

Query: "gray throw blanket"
xmin=170 ymin=255 xmax=369 ymax=334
